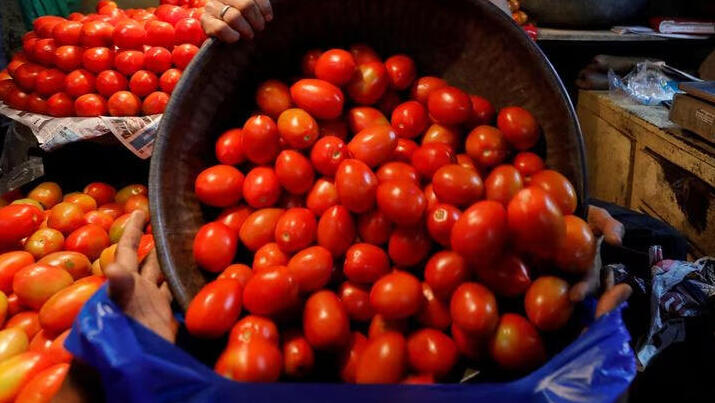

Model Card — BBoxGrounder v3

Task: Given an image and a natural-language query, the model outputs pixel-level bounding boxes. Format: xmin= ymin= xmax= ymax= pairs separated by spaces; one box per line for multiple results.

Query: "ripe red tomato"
xmin=0 ymin=80 xmax=18 ymax=103
xmin=65 ymin=224 xmax=109 ymax=260
xmin=255 ymin=80 xmax=292 ymax=119
xmin=475 ymin=253 xmax=531 ymax=297
xmin=286 ymin=246 xmax=332 ymax=293
xmin=376 ymin=162 xmax=419 ymax=184
xmin=513 ymin=151 xmax=545 ymax=179
xmin=335 ymin=159 xmax=378 ymax=213
xmin=346 ymin=62 xmax=389 ymax=105
xmin=276 ymin=151 xmax=316 ymax=197
xmin=497 ymin=106 xmax=540 ymax=150
xmin=469 ymin=95 xmax=495 ymax=126
xmin=65 ymin=69 xmax=96 ymax=98
xmin=416 ymin=283 xmax=452 ymax=330
xmin=489 ymin=313 xmax=546 ymax=372
xmin=422 ymin=123 xmax=461 ymax=151
xmin=427 ymin=86 xmax=472 ymax=125
xmin=174 ymin=18 xmax=205 ymax=47
xmin=155 ymin=4 xmax=190 ymax=24
xmin=316 ymin=205 xmax=355 ymax=256
xmin=465 ymin=125 xmax=509 ymax=168
xmin=52 ymin=21 xmax=82 ymax=45
xmin=128 ymin=70 xmax=158 ymax=97
xmin=524 ymin=276 xmax=573 ymax=331
xmin=6 ymin=312 xmax=42 ymax=338
xmin=343 ymin=243 xmax=390 ymax=284
xmin=355 ymin=331 xmax=406 ymax=384
xmin=194 ymin=165 xmax=244 ymax=207
xmin=425 ymin=203 xmax=461 ymax=247
xmin=450 ymin=200 xmax=507 ymax=265
xmin=229 ymin=315 xmax=279 ymax=345
xmin=24 ymin=94 xmax=46 ymax=114
xmin=47 ymin=93 xmax=74 ymax=117
xmin=95 ymin=70 xmax=127 ymax=97
xmin=27 ymin=182 xmax=61 ymax=210
xmin=369 ymin=271 xmax=422 ymax=319
xmin=390 ymin=101 xmax=428 ymax=139
xmin=424 ymin=251 xmax=468 ymax=300
xmin=115 ymin=184 xmax=148 ymax=205
xmin=113 ymin=20 xmax=146 ymax=50
xmin=218 ymin=264 xmax=252 ymax=286
xmin=83 ymin=210 xmax=113 ymax=231
xmin=349 ymin=44 xmax=381 ymax=64
xmin=0 ymin=205 xmax=43 ymax=245
xmin=144 ymin=20 xmax=175 ymax=48
xmin=14 ymin=64 xmax=44 ymax=92
xmin=64 ymin=192 xmax=97 ymax=213
xmin=368 ymin=314 xmax=407 ymax=338
xmin=388 ymin=225 xmax=431 ymax=267
xmin=507 ymin=187 xmax=565 ymax=258
xmin=309 ymin=136 xmax=347 ymax=177
xmin=242 ymin=167 xmax=280 ymax=209
xmin=171 ymin=44 xmax=199 ymax=70
xmin=554 ymin=215 xmax=596 ymax=275
xmin=529 ymin=170 xmax=577 ymax=215
xmin=282 ymin=330 xmax=315 ymax=378
xmin=347 ymin=107 xmax=388 ymax=134
xmin=144 ymin=47 xmax=172 ymax=73
xmin=81 ymin=47 xmax=113 ymax=73
xmin=214 ymin=339 xmax=282 ymax=382
xmin=193 ymin=222 xmax=237 ymax=272
xmin=305 ymin=179 xmax=338 ymax=216
xmin=239 ymin=208 xmax=284 ymax=251
xmin=141 ymin=91 xmax=169 ymax=114
xmin=34 ymin=69 xmax=65 ymax=97
xmin=290 ymin=79 xmax=344 ymax=120
xmin=277 ymin=108 xmax=319 ymax=149
xmin=243 ymin=266 xmax=299 ymax=315
xmin=13 ymin=264 xmax=73 ymax=310
xmin=376 ymin=180 xmax=426 ymax=226
xmin=74 ymin=93 xmax=107 ymax=117
xmin=338 ymin=332 xmax=367 ymax=383
xmin=356 ymin=209 xmax=392 ymax=245
xmin=114 ymin=50 xmax=145 ymax=76
xmin=314 ymin=49 xmax=356 ymax=86
xmin=407 ymin=329 xmax=457 ymax=377
xmin=6 ymin=88 xmax=30 ymax=110
xmin=303 ymin=290 xmax=350 ymax=350
xmin=242 ymin=115 xmax=280 ymax=165
xmin=450 ymin=282 xmax=498 ymax=336
xmin=432 ymin=164 xmax=484 ymax=207
xmin=214 ymin=128 xmax=244 ymax=165
xmin=300 ymin=49 xmax=322 ymax=77
xmin=79 ymin=21 xmax=113 ymax=48
xmin=186 ymin=279 xmax=243 ymax=338
xmin=338 ymin=281 xmax=374 ymax=322
xmin=273 ymin=208 xmax=316 ymax=253
xmin=217 ymin=205 xmax=253 ymax=235
xmin=384 ymin=54 xmax=416 ymax=90
xmin=410 ymin=76 xmax=447 ymax=104
xmin=83 ymin=182 xmax=115 ymax=206
xmin=485 ymin=164 xmax=524 ymax=205
xmin=410 ymin=143 xmax=455 ymax=178
xmin=33 ymin=39 xmax=57 ymax=66
xmin=393 ymin=138 xmax=418 ymax=163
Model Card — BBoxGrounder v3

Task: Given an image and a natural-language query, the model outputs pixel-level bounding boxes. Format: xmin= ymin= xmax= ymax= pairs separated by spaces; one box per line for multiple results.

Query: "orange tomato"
xmin=15 ymin=363 xmax=69 ymax=403
xmin=12 ymin=265 xmax=73 ymax=310
xmin=46 ymin=202 xmax=84 ymax=235
xmin=123 ymin=194 xmax=149 ymax=217
xmin=98 ymin=244 xmax=117 ymax=271
xmin=0 ymin=352 xmax=52 ymax=402
xmin=115 ymin=184 xmax=147 ymax=205
xmin=29 ymin=330 xmax=53 ymax=355
xmin=62 ymin=193 xmax=97 ymax=213
xmin=23 ymin=229 xmax=64 ymax=259
xmin=46 ymin=330 xmax=72 ymax=364
xmin=0 ymin=251 xmax=35 ymax=294
xmin=6 ymin=312 xmax=41 ymax=339
xmin=83 ymin=210 xmax=114 ymax=231
xmin=38 ymin=277 xmax=103 ymax=335
xmin=27 ymin=182 xmax=62 ymax=209
xmin=97 ymin=203 xmax=124 ymax=219
xmin=38 ymin=251 xmax=91 ymax=280
xmin=0 ymin=291 xmax=7 ymax=327
xmin=0 ymin=328 xmax=28 ymax=362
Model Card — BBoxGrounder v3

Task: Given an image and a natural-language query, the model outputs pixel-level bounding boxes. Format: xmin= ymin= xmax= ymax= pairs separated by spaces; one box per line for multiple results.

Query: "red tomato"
xmin=410 ymin=143 xmax=455 ymax=178
xmin=427 ymin=86 xmax=471 ymax=125
xmin=356 ymin=209 xmax=392 ymax=245
xmin=0 ymin=81 xmax=18 ymax=103
xmin=114 ymin=50 xmax=145 ymax=76
xmin=171 ymin=44 xmax=198 ymax=70
xmin=450 ymin=200 xmax=507 ymax=265
xmin=277 ymin=108 xmax=318 ymax=149
xmin=144 ymin=20 xmax=175 ymax=48
xmin=274 ymin=208 xmax=316 ymax=253
xmin=384 ymin=54 xmax=416 ymax=90
xmin=469 ymin=95 xmax=496 ymax=126
xmin=422 ymin=123 xmax=461 ymax=151
xmin=5 ymin=311 xmax=41 ymax=339
xmin=335 ymin=159 xmax=378 ymax=213
xmin=112 ymin=20 xmax=145 ymax=50
xmin=243 ymin=266 xmax=299 ymax=316
xmin=174 ymin=17 xmax=205 ymax=46
xmin=83 ymin=210 xmax=113 ymax=232
xmin=410 ymin=76 xmax=447 ymax=104
xmin=115 ymin=184 xmax=148 ymax=204
xmin=497 ymin=106 xmax=540 ymax=150
xmin=390 ymin=101 xmax=428 ymax=139
xmin=338 ymin=331 xmax=367 ymax=383
xmin=306 ymin=179 xmax=338 ymax=216
xmin=128 ymin=70 xmax=158 ymax=97
xmin=388 ymin=225 xmax=431 ymax=267
xmin=217 ymin=264 xmax=252 ymax=286
xmin=74 ymin=93 xmax=107 ymax=116
xmin=38 ymin=276 xmax=104 ymax=335
xmin=186 ymin=279 xmax=243 ymax=338
xmin=425 ymin=203 xmax=461 ymax=247
xmin=13 ymin=264 xmax=70 ymax=311
xmin=475 ymin=253 xmax=531 ymax=297
xmin=376 ymin=180 xmax=426 ymax=226
xmin=15 ymin=363 xmax=69 ymax=403
xmin=107 ymin=90 xmax=141 ymax=116
xmin=432 ymin=164 xmax=484 ymax=207
xmin=14 ymin=64 xmax=44 ymax=92
xmin=554 ymin=215 xmax=596 ymax=275
xmin=347 ymin=107 xmax=388 ymax=134
xmin=290 ymin=79 xmax=344 ymax=120
xmin=34 ymin=69 xmax=65 ymax=97
xmin=6 ymin=294 xmax=24 ymax=317
xmin=37 ymin=251 xmax=90 ymax=281
xmin=142 ymin=91 xmax=169 ymax=114
xmin=215 ymin=128 xmax=244 ymax=165
xmin=97 ymin=203 xmax=124 ymax=219
xmin=315 ymin=49 xmax=356 ymax=86
xmin=53 ymin=21 xmax=82 ymax=45
xmin=416 ymin=283 xmax=452 ymax=330
xmin=194 ymin=165 xmax=244 ymax=207
xmin=303 ymin=290 xmax=350 ymax=349
xmin=64 ymin=224 xmax=109 ymax=260
xmin=255 ymin=80 xmax=292 ymax=119
xmin=287 ymin=246 xmax=332 ymax=293
xmin=309 ymin=136 xmax=347 ymax=177
xmin=369 ymin=271 xmax=421 ymax=319
xmin=424 ymin=251 xmax=468 ymax=300
xmin=0 ymin=205 xmax=44 ymax=245
xmin=368 ymin=314 xmax=407 ymax=338
xmin=300 ymin=49 xmax=322 ymax=77
xmin=228 ymin=315 xmax=279 ymax=345
xmin=144 ymin=46 xmax=172 ymax=73
xmin=349 ymin=44 xmax=381 ymax=64
xmin=450 ymin=282 xmax=498 ymax=336
xmin=376 ymin=162 xmax=419 ymax=184
xmin=81 ymin=47 xmax=113 ymax=74
xmin=28 ymin=182 xmax=62 ymax=209
xmin=63 ymin=193 xmax=97 ymax=213
xmin=95 ymin=70 xmax=127 ymax=97
xmin=343 ymin=243 xmax=390 ymax=284
xmin=214 ymin=339 xmax=282 ymax=382
xmin=407 ymin=329 xmax=457 ymax=377
xmin=490 ymin=313 xmax=546 ymax=371
xmin=29 ymin=330 xmax=53 ymax=355
xmin=507 ymin=187 xmax=565 ymax=258
xmin=338 ymin=281 xmax=373 ymax=322
xmin=5 ymin=88 xmax=30 ymax=111
xmin=524 ymin=276 xmax=573 ymax=331
xmin=193 ymin=222 xmax=237 ymax=272
xmin=25 ymin=94 xmax=47 ymax=115
xmin=239 ymin=208 xmax=284 ymax=251
xmin=465 ymin=125 xmax=509 ymax=168
xmin=347 ymin=62 xmax=389 ymax=105
xmin=484 ymin=164 xmax=524 ymax=205
xmin=529 ymin=170 xmax=577 ymax=215
xmin=282 ymin=330 xmax=314 ymax=378
xmin=355 ymin=332 xmax=406 ymax=384
xmin=513 ymin=151 xmax=545 ymax=179
xmin=33 ymin=39 xmax=58 ymax=66
xmin=393 ymin=138 xmax=418 ymax=163
xmin=80 ymin=21 xmax=113 ymax=47
xmin=242 ymin=167 xmax=280 ymax=209
xmin=46 ymin=92 xmax=74 ymax=117
xmin=316 ymin=205 xmax=355 ymax=256
xmin=242 ymin=115 xmax=280 ymax=165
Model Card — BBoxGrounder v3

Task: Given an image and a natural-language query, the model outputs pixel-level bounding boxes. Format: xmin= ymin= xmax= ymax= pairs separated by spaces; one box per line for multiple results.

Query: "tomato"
xmin=309 ymin=136 xmax=347 ymax=177
xmin=0 ymin=252 xmax=35 ymax=294
xmin=80 ymin=47 xmax=113 ymax=74
xmin=427 ymin=86 xmax=471 ymax=125
xmin=255 ymin=80 xmax=292 ymax=119
xmin=425 ymin=203 xmax=461 ymax=248
xmin=63 ymin=193 xmax=97 ymax=213
xmin=424 ymin=251 xmax=468 ymax=300
xmin=174 ymin=17 xmax=206 ymax=46
xmin=274 ymin=151 xmax=314 ymax=197
xmin=217 ymin=205 xmax=253 ymax=235
xmin=214 ymin=128 xmax=244 ymax=165
xmin=507 ymin=187 xmax=565 ymax=258
xmin=335 ymin=281 xmax=372 ymax=322
xmin=34 ymin=69 xmax=65 ymax=97
xmin=347 ymin=62 xmax=389 ymax=106
xmin=349 ymin=44 xmax=381 ymax=64
xmin=406 ymin=329 xmax=457 ymax=377
xmin=13 ymin=264 xmax=72 ymax=310
xmin=73 ymin=93 xmax=107 ymax=116
xmin=46 ymin=330 xmax=72 ymax=364
xmin=529 ymin=170 xmax=577 ymax=215
xmin=376 ymin=180 xmax=426 ymax=226
xmin=218 ymin=264 xmax=252 ymax=286
xmin=497 ymin=106 xmax=540 ymax=150
xmin=11 ymin=199 xmax=44 ymax=210
xmin=0 ymin=81 xmax=17 ymax=103
xmin=369 ymin=271 xmax=421 ymax=319
xmin=513 ymin=151 xmax=544 ymax=179
xmin=6 ymin=312 xmax=41 ymax=339
xmin=477 ymin=253 xmax=531 ymax=297
xmin=52 ymin=21 xmax=82 ymax=45
xmin=194 ymin=165 xmax=244 ymax=208
xmin=355 ymin=209 xmax=391 ymax=245
xmin=343 ymin=243 xmax=389 ymax=284
xmin=65 ymin=224 xmax=109 ymax=260
xmin=315 ymin=49 xmax=356 ymax=86
xmin=14 ymin=64 xmax=43 ymax=92
xmin=242 ymin=115 xmax=280 ymax=165
xmin=484 ymin=164 xmax=524 ymax=206
xmin=338 ymin=332 xmax=367 ymax=383
xmin=107 ymin=90 xmax=141 ymax=116
xmin=306 ymin=179 xmax=338 ymax=216
xmin=0 ymin=291 xmax=7 ymax=327
xmin=65 ymin=68 xmax=96 ymax=99
xmin=252 ymin=243 xmax=287 ymax=272
xmin=450 ymin=200 xmax=507 ymax=266
xmin=301 ymin=49 xmax=322 ymax=76
xmin=450 ymin=282 xmax=498 ymax=336
xmin=368 ymin=314 xmax=407 ymax=339
xmin=144 ymin=46 xmax=172 ymax=73
xmin=432 ymin=164 xmax=484 ymax=207
xmin=355 ymin=332 xmax=406 ymax=384
xmin=242 ymin=167 xmax=280 ymax=209
xmin=490 ymin=313 xmax=546 ymax=371
xmin=384 ymin=54 xmax=416 ymax=90
xmin=114 ymin=50 xmax=145 ymax=76
xmin=98 ymin=203 xmax=124 ymax=219
xmin=375 ymin=162 xmax=418 ymax=185
xmin=343 ymin=125 xmax=400 ymax=172
xmin=38 ymin=251 xmax=91 ymax=280
xmin=388 ymin=225 xmax=431 ymax=267
xmin=112 ymin=20 xmax=146 ymax=50
xmin=228 ymin=315 xmax=279 ymax=345
xmin=524 ymin=276 xmax=573 ymax=331
xmin=215 ymin=339 xmax=282 ymax=382
xmin=411 ymin=143 xmax=455 ymax=178
xmin=422 ymin=124 xmax=461 ymax=152
xmin=408 ymin=73 xmax=450 ymax=104
xmin=29 ymin=330 xmax=52 ymax=355
xmin=274 ymin=208 xmax=316 ymax=253
xmin=469 ymin=95 xmax=495 ymax=126
xmin=28 ymin=182 xmax=62 ymax=209
xmin=107 ymin=214 xmax=130 ymax=243
xmin=53 ymin=45 xmax=82 ymax=72
xmin=243 ymin=266 xmax=299 ymax=316
xmin=387 ymin=101 xmax=427 ymax=141
xmin=142 ymin=91 xmax=169 ymax=114
xmin=0 ymin=328 xmax=28 ymax=361
xmin=186 ymin=279 xmax=243 ymax=338
xmin=24 ymin=229 xmax=64 ymax=259
xmin=347 ymin=107 xmax=387 ymax=134
xmin=115 ymin=184 xmax=147 ymax=205
xmin=554 ymin=215 xmax=596 ymax=275
xmin=137 ymin=234 xmax=154 ymax=263
xmin=0 ymin=352 xmax=52 ymax=402
xmin=290 ymin=79 xmax=344 ymax=120
xmin=416 ymin=283 xmax=451 ymax=330
xmin=465 ymin=125 xmax=509 ymax=168
xmin=316 ymin=205 xmax=355 ymax=256
xmin=38 ymin=275 xmax=104 ymax=334
xmin=33 ymin=39 xmax=58 ymax=67
xmin=79 ymin=22 xmax=114 ymax=47
xmin=5 ymin=88 xmax=30 ymax=110
xmin=144 ymin=20 xmax=175 ymax=48
xmin=128 ymin=70 xmax=158 ymax=97
xmin=24 ymin=94 xmax=47 ymax=115
xmin=47 ymin=92 xmax=74 ymax=117
xmin=335 ymin=159 xmax=378 ymax=213
xmin=0 ymin=205 xmax=44 ymax=245
xmin=171 ymin=43 xmax=199 ymax=70
xmin=318 ymin=119 xmax=348 ymax=140
xmin=239 ymin=208 xmax=284 ymax=251
xmin=81 ymin=182 xmax=114 ymax=206
xmin=392 ymin=138 xmax=418 ymax=163
xmin=303 ymin=290 xmax=350 ymax=350
xmin=15 ymin=363 xmax=69 ymax=403
xmin=282 ymin=330 xmax=314 ymax=378
xmin=193 ymin=222 xmax=237 ymax=273
xmin=7 ymin=294 xmax=24 ymax=317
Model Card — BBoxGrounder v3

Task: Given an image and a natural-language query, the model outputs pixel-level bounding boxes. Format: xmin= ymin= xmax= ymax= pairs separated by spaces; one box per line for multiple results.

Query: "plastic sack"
xmin=66 ymin=286 xmax=636 ymax=403
xmin=608 ymin=61 xmax=679 ymax=105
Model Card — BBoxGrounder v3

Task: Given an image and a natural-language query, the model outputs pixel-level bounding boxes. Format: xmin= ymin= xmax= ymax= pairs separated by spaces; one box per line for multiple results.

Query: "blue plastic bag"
xmin=66 ymin=286 xmax=636 ymax=403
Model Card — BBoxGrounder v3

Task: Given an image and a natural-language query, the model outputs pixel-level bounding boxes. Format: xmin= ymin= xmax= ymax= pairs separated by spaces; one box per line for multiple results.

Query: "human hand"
xmin=201 ymin=0 xmax=273 ymax=43
xmin=104 ymin=210 xmax=178 ymax=343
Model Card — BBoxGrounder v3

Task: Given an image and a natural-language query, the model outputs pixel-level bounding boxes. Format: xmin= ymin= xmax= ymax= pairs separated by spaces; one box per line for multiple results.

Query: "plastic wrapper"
xmin=66 ymin=286 xmax=636 ymax=403
xmin=608 ymin=61 xmax=679 ymax=105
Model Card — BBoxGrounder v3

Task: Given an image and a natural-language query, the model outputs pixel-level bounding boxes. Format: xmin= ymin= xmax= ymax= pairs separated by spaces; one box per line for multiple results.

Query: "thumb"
xmin=105 ymin=262 xmax=135 ymax=309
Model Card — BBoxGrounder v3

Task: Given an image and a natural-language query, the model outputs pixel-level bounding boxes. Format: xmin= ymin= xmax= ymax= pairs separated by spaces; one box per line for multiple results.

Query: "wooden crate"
xmin=577 ymin=91 xmax=715 ymax=256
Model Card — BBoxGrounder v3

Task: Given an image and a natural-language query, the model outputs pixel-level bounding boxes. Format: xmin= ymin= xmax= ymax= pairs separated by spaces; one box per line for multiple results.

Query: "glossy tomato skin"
xmin=425 ymin=203 xmax=461 ymax=247
xmin=252 ymin=243 xmax=288 ymax=272
xmin=524 ymin=276 xmax=573 ymax=331
xmin=469 ymin=95 xmax=495 ymax=126
xmin=287 ymin=246 xmax=333 ymax=293
xmin=338 ymin=331 xmax=368 ymax=383
xmin=485 ymin=164 xmax=524 ymax=205
xmin=38 ymin=276 xmax=104 ymax=335
xmin=242 ymin=167 xmax=281 ymax=210
xmin=355 ymin=331 xmax=406 ymax=384
xmin=303 ymin=290 xmax=350 ymax=350
xmin=411 ymin=143 xmax=455 ymax=179
xmin=114 ymin=50 xmax=145 ymax=76
xmin=410 ymin=76 xmax=447 ymax=104
xmin=513 ymin=151 xmax=545 ymax=179
xmin=142 ymin=91 xmax=169 ymax=115
xmin=215 ymin=128 xmax=245 ymax=166
xmin=83 ymin=182 xmax=115 ymax=206
xmin=24 ymin=229 xmax=64 ymax=259
xmin=216 ymin=204 xmax=252 ymax=234
xmin=256 ymin=80 xmax=292 ymax=119
xmin=507 ymin=187 xmax=565 ymax=258
xmin=450 ymin=200 xmax=507 ymax=265
xmin=171 ymin=44 xmax=199 ymax=70
xmin=242 ymin=115 xmax=280 ymax=165
xmin=218 ymin=264 xmax=252 ymax=287
xmin=369 ymin=271 xmax=422 ymax=319
xmin=376 ymin=162 xmax=419 ymax=184
xmin=316 ymin=205 xmax=356 ymax=256
xmin=214 ymin=339 xmax=282 ymax=382
xmin=301 ymin=49 xmax=322 ymax=76
xmin=74 ymin=94 xmax=107 ymax=117
xmin=81 ymin=47 xmax=113 ymax=73
xmin=65 ymin=224 xmax=110 ymax=260
xmin=347 ymin=107 xmax=388 ymax=134
xmin=406 ymin=329 xmax=457 ymax=377
xmin=145 ymin=20 xmax=175 ymax=48
xmin=388 ymin=225 xmax=431 ymax=267
xmin=274 ymin=208 xmax=316 ymax=253
xmin=450 ymin=282 xmax=498 ymax=336
xmin=12 ymin=264 xmax=72 ymax=310
xmin=356 ymin=209 xmax=392 ymax=245
xmin=282 ymin=330 xmax=315 ymax=378
xmin=239 ymin=208 xmax=284 ymax=251
xmin=475 ymin=253 xmax=531 ymax=297
xmin=290 ymin=79 xmax=344 ymax=120
xmin=107 ymin=91 xmax=141 ymax=116
xmin=229 ymin=315 xmax=279 ymax=345
xmin=64 ymin=69 xmax=95 ymax=98
xmin=465 ymin=125 xmax=510 ymax=168
xmin=376 ymin=180 xmax=426 ymax=226
xmin=424 ymin=251 xmax=468 ymax=300
xmin=497 ymin=106 xmax=540 ymax=150
xmin=432 ymin=164 xmax=484 ymax=207
xmin=347 ymin=125 xmax=398 ymax=168
xmin=490 ymin=313 xmax=546 ymax=372
xmin=193 ymin=222 xmax=237 ymax=273
xmin=0 ymin=205 xmax=44 ymax=245
xmin=338 ymin=281 xmax=374 ymax=322
xmin=451 ymin=323 xmax=484 ymax=361
xmin=335 ymin=159 xmax=378 ymax=213
xmin=310 ymin=136 xmax=347 ymax=177
xmin=529 ymin=170 xmax=578 ymax=215
xmin=390 ymin=101 xmax=428 ymax=139
xmin=275 ymin=150 xmax=315 ymax=195
xmin=347 ymin=62 xmax=389 ymax=106
xmin=554 ymin=215 xmax=596 ymax=275
xmin=349 ymin=44 xmax=381 ymax=64
xmin=34 ymin=69 xmax=66 ymax=96
xmin=343 ymin=243 xmax=390 ymax=284
xmin=186 ymin=279 xmax=243 ymax=338
xmin=15 ymin=362 xmax=69 ymax=403
xmin=422 ymin=123 xmax=461 ymax=152
xmin=242 ymin=266 xmax=299 ymax=316
xmin=315 ymin=49 xmax=356 ymax=86
xmin=277 ymin=108 xmax=319 ymax=150
xmin=427 ymin=86 xmax=472 ymax=125
xmin=194 ymin=165 xmax=244 ymax=208
xmin=393 ymin=138 xmax=419 ymax=163
xmin=38 ymin=251 xmax=91 ymax=280
xmin=385 ymin=54 xmax=416 ymax=90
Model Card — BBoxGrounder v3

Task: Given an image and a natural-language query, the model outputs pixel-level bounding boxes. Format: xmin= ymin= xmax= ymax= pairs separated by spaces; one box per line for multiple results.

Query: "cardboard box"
xmin=669 ymin=93 xmax=715 ymax=143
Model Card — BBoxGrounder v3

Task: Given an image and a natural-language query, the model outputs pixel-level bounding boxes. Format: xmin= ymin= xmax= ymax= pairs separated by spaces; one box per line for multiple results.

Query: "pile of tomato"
xmin=0 ymin=181 xmax=151 ymax=401
xmin=185 ymin=44 xmax=597 ymax=385
xmin=0 ymin=0 xmax=206 ymax=117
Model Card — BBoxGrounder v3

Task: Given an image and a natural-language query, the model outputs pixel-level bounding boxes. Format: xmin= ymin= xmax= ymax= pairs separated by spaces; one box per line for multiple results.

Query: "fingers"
xmin=116 ymin=210 xmax=145 ymax=273
xmin=160 ymin=283 xmax=173 ymax=303
xmin=202 ymin=7 xmax=241 ymax=43
xmin=595 ymin=284 xmax=632 ymax=319
xmin=140 ymin=249 xmax=162 ymax=284
xmin=587 ymin=205 xmax=625 ymax=246
xmin=253 ymin=0 xmax=273 ymax=21
xmin=222 ymin=5 xmax=256 ymax=40
xmin=202 ymin=0 xmax=272 ymax=43
xmin=105 ymin=262 xmax=135 ymax=308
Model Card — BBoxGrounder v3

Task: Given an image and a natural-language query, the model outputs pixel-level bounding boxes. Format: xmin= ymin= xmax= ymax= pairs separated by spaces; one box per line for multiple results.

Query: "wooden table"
xmin=577 ymin=91 xmax=715 ymax=256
